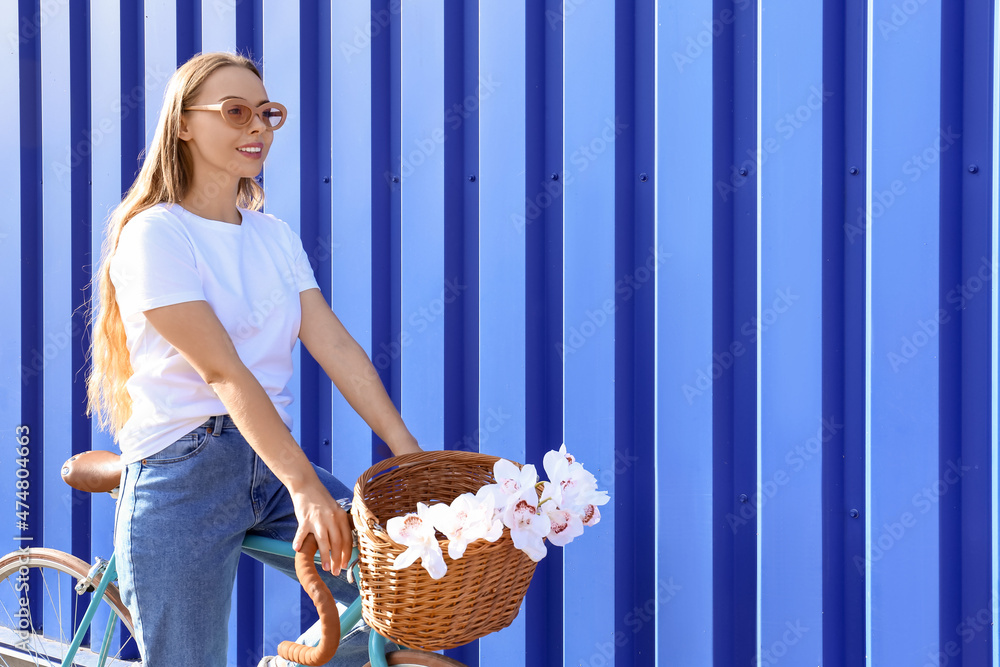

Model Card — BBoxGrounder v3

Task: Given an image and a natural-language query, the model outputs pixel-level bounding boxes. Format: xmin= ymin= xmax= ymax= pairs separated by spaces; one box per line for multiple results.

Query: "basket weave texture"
xmin=352 ymin=450 xmax=537 ymax=651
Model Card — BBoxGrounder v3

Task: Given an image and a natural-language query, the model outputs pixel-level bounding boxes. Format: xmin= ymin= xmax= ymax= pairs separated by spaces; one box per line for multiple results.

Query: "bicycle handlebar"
xmin=277 ymin=534 xmax=341 ymax=666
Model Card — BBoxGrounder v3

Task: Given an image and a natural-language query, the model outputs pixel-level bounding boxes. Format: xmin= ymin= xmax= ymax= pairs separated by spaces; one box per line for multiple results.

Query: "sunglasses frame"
xmin=183 ymin=98 xmax=287 ymax=130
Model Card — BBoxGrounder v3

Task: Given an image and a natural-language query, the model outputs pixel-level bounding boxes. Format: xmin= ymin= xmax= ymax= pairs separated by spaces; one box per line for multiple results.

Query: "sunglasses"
xmin=183 ymin=98 xmax=287 ymax=130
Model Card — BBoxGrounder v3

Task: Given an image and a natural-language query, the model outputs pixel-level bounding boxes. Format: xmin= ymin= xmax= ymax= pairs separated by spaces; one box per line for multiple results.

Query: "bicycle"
xmin=0 ymin=450 xmax=467 ymax=667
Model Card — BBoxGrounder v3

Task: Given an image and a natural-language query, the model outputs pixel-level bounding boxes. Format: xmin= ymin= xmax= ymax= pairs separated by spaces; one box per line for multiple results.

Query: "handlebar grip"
xmin=277 ymin=534 xmax=341 ymax=666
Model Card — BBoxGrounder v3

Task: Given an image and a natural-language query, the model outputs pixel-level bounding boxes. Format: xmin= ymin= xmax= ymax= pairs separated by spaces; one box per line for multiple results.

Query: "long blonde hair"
xmin=86 ymin=52 xmax=266 ymax=438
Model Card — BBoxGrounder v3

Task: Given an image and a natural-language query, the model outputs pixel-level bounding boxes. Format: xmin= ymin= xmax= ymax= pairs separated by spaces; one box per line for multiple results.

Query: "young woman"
xmin=86 ymin=51 xmax=420 ymax=666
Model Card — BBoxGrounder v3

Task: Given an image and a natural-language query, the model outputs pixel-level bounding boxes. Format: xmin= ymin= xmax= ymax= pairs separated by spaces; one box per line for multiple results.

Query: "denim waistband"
xmin=198 ymin=414 xmax=236 ymax=434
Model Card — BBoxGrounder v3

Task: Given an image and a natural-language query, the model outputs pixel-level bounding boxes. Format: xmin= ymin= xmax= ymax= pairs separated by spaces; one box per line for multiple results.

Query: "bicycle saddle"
xmin=61 ymin=451 xmax=124 ymax=494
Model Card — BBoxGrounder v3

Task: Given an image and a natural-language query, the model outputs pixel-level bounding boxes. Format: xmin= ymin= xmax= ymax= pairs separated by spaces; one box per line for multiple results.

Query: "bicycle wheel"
xmin=363 ymin=649 xmax=469 ymax=667
xmin=0 ymin=548 xmax=140 ymax=666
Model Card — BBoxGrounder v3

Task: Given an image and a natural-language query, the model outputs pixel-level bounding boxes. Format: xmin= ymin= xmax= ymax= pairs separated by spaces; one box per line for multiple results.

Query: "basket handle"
xmin=277 ymin=534 xmax=341 ymax=666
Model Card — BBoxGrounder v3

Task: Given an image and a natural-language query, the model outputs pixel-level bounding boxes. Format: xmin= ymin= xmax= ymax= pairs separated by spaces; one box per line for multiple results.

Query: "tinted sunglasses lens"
xmin=261 ymin=106 xmax=284 ymax=128
xmin=223 ymin=101 xmax=253 ymax=126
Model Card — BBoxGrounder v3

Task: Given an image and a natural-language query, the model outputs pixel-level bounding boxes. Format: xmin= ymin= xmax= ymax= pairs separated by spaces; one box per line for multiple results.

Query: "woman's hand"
xmin=289 ymin=479 xmax=353 ymax=575
xmin=390 ymin=442 xmax=423 ymax=457
xmin=387 ymin=431 xmax=423 ymax=457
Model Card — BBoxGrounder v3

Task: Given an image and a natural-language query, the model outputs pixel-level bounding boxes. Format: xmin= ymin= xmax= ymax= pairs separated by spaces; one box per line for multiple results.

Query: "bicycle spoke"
xmin=1 ymin=574 xmax=44 ymax=665
xmin=0 ymin=577 xmax=11 ymax=667
xmin=110 ymin=634 xmax=137 ymax=664
xmin=39 ymin=565 xmax=65 ymax=665
xmin=0 ymin=572 xmax=56 ymax=667
xmin=0 ymin=553 xmax=138 ymax=666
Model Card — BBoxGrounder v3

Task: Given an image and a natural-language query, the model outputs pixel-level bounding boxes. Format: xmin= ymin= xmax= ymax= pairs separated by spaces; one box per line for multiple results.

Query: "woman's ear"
xmin=178 ymin=114 xmax=191 ymax=142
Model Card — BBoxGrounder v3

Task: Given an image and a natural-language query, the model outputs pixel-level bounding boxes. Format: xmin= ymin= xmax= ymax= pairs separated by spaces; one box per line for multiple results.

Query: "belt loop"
xmin=212 ymin=414 xmax=225 ymax=435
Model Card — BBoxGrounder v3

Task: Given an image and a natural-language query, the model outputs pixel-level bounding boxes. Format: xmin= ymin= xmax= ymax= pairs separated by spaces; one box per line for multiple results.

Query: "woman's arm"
xmin=143 ymin=300 xmax=351 ymax=574
xmin=297 ymin=288 xmax=422 ymax=457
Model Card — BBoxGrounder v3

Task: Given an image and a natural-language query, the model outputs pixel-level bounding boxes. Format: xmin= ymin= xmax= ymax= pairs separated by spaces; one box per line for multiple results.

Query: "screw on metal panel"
xmin=969 ymin=164 xmax=979 ymax=174
xmin=739 ymin=168 xmax=748 ymax=177
xmin=849 ymin=166 xmax=859 ymax=175
xmin=849 ymin=509 xmax=859 ymax=518
xmin=551 ymin=173 xmax=559 ymax=181
xmin=639 ymin=173 xmax=648 ymax=182
xmin=391 ymin=176 xmax=399 ymax=183
xmin=323 ymin=177 xmax=330 ymax=183
xmin=469 ymin=175 xmax=476 ymax=182
xmin=322 ymin=439 xmax=330 ymax=447
xmin=739 ymin=494 xmax=748 ymax=503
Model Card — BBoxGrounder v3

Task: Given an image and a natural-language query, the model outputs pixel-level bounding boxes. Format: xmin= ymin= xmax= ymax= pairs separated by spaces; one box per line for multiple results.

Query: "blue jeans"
xmin=114 ymin=415 xmax=371 ymax=667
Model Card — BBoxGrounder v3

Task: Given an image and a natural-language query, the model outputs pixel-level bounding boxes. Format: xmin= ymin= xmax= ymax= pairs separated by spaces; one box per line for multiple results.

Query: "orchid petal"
xmin=427 ymin=500 xmax=461 ymax=536
xmin=483 ymin=519 xmax=504 ymax=542
xmin=422 ymin=548 xmax=448 ymax=579
xmin=539 ymin=480 xmax=563 ymax=509
xmin=581 ymin=504 xmax=601 ymax=527
xmin=517 ymin=463 xmax=539 ymax=490
xmin=447 ymin=539 xmax=468 ymax=561
xmin=474 ymin=485 xmax=498 ymax=509
xmin=510 ymin=529 xmax=547 ymax=562
xmin=391 ymin=546 xmax=422 ymax=571
xmin=543 ymin=450 xmax=568 ymax=484
xmin=493 ymin=459 xmax=523 ymax=496
xmin=557 ymin=443 xmax=576 ymax=465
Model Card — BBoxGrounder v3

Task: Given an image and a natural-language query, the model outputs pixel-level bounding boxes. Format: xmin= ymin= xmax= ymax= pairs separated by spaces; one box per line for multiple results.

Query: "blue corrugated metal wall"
xmin=1 ymin=1 xmax=998 ymax=666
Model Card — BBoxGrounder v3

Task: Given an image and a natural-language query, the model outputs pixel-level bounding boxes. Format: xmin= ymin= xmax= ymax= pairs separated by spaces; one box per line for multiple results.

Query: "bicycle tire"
xmin=363 ymin=649 xmax=469 ymax=667
xmin=0 ymin=548 xmax=140 ymax=666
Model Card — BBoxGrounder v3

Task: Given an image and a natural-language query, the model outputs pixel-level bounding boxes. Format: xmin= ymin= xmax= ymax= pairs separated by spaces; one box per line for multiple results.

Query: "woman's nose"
xmin=248 ymin=112 xmax=268 ymax=133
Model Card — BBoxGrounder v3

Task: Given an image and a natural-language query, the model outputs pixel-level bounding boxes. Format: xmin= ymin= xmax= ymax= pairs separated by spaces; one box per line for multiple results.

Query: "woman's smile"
xmin=237 ymin=142 xmax=264 ymax=159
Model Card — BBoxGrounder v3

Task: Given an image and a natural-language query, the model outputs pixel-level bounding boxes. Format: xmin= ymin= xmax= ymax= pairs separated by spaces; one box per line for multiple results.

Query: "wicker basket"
xmin=351 ymin=450 xmax=537 ymax=651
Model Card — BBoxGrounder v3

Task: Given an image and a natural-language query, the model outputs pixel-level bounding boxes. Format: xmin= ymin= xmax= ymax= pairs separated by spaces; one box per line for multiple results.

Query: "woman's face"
xmin=178 ymin=65 xmax=276 ymax=185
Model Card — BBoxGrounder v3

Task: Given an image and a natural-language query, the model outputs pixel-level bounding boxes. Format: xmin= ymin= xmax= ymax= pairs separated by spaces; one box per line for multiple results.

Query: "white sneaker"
xmin=256 ymin=656 xmax=294 ymax=667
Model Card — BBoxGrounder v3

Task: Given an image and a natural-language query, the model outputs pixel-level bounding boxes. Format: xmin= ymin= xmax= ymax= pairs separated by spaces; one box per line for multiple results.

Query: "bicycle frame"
xmin=60 ymin=534 xmax=395 ymax=667
xmin=59 ymin=551 xmax=121 ymax=667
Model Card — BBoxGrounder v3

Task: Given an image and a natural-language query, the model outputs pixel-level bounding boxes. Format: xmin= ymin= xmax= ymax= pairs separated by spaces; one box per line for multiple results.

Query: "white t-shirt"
xmin=109 ymin=202 xmax=320 ymax=464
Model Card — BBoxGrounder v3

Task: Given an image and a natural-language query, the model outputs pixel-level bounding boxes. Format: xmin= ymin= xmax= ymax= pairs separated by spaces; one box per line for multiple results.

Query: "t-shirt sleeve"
xmin=110 ymin=211 xmax=206 ymax=319
xmin=284 ymin=224 xmax=321 ymax=293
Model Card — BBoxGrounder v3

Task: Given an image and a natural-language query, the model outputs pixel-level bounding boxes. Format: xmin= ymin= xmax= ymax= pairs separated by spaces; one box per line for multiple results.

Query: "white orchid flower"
xmin=482 ymin=459 xmax=539 ymax=509
xmin=545 ymin=443 xmax=576 ymax=467
xmin=542 ymin=447 xmax=610 ymax=515
xmin=387 ymin=502 xmax=447 ymax=579
xmin=545 ymin=508 xmax=585 ymax=546
xmin=468 ymin=485 xmax=505 ymax=540
xmin=496 ymin=459 xmax=539 ymax=496
xmin=429 ymin=488 xmax=504 ymax=560
xmin=538 ymin=481 xmax=584 ymax=546
xmin=502 ymin=486 xmax=551 ymax=562
xmin=542 ymin=445 xmax=586 ymax=492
